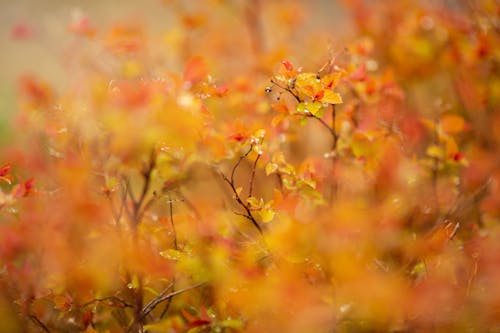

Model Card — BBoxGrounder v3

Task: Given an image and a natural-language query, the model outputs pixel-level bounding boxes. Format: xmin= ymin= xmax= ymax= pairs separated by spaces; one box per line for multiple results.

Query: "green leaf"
xmin=220 ymin=318 xmax=244 ymax=330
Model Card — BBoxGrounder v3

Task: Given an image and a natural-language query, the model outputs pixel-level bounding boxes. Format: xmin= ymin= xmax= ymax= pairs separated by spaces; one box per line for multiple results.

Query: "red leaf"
xmin=199 ymin=305 xmax=211 ymax=322
xmin=0 ymin=163 xmax=11 ymax=177
xmin=228 ymin=132 xmax=248 ymax=142
xmin=11 ymin=22 xmax=34 ymax=40
xmin=350 ymin=63 xmax=366 ymax=81
xmin=23 ymin=178 xmax=35 ymax=196
xmin=70 ymin=16 xmax=96 ymax=37
xmin=82 ymin=310 xmax=93 ymax=328
xmin=452 ymin=152 xmax=464 ymax=162
xmin=214 ymin=84 xmax=229 ymax=97
xmin=186 ymin=319 xmax=211 ymax=329
xmin=281 ymin=60 xmax=293 ymax=71
xmin=314 ymin=90 xmax=325 ymax=101
xmin=19 ymin=75 xmax=53 ymax=107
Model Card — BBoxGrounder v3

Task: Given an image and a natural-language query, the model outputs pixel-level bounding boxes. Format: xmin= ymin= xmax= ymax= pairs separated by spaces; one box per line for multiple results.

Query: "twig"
xmin=29 ymin=314 xmax=50 ymax=333
xmin=168 ymin=192 xmax=178 ymax=250
xmin=270 ymin=78 xmax=301 ymax=103
xmin=177 ymin=189 xmax=202 ymax=221
xmin=222 ymin=172 xmax=263 ymax=235
xmin=81 ymin=296 xmax=133 ymax=309
xmin=248 ymin=151 xmax=261 ymax=198
xmin=140 ymin=282 xmax=206 ymax=320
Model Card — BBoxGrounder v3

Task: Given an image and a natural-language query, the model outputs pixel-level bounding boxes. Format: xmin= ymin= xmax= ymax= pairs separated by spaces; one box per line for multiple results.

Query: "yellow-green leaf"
xmin=266 ymin=163 xmax=278 ymax=175
xmin=426 ymin=144 xmax=444 ymax=158
xmin=160 ymin=249 xmax=182 ymax=261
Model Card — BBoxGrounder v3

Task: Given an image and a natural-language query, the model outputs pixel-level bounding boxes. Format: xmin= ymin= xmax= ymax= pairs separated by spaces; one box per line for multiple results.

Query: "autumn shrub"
xmin=0 ymin=1 xmax=499 ymax=332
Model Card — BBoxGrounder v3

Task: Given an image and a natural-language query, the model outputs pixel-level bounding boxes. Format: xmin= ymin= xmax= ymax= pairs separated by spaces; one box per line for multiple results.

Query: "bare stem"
xmin=140 ymin=282 xmax=206 ymax=321
xmin=248 ymin=152 xmax=261 ymax=198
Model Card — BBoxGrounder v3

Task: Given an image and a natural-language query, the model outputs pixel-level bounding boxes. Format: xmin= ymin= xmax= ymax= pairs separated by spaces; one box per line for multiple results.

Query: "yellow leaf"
xmin=246 ymin=197 xmax=260 ymax=208
xmin=321 ymin=72 xmax=342 ymax=88
xmin=320 ymin=90 xmax=343 ymax=104
xmin=259 ymin=208 xmax=275 ymax=223
xmin=351 ymin=132 xmax=371 ymax=158
xmin=266 ymin=163 xmax=278 ymax=175
xmin=253 ymin=128 xmax=266 ymax=138
xmin=160 ymin=249 xmax=182 ymax=261
xmin=235 ymin=187 xmax=243 ymax=197
xmin=426 ymin=144 xmax=444 ymax=158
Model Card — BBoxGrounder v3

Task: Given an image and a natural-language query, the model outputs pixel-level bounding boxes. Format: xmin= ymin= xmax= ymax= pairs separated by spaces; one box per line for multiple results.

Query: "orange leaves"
xmin=0 ymin=163 xmax=13 ymax=184
xmin=18 ymin=75 xmax=53 ymax=108
xmin=294 ymin=72 xmax=343 ymax=104
xmin=105 ymin=23 xmax=145 ymax=54
xmin=184 ymin=56 xmax=208 ymax=86
xmin=2 ymin=3 xmax=500 ymax=332
xmin=110 ymin=79 xmax=151 ymax=109
xmin=350 ymin=63 xmax=367 ymax=81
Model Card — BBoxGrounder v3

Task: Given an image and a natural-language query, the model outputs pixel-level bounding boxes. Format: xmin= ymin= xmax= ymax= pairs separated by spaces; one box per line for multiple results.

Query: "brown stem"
xmin=81 ymin=296 xmax=133 ymax=309
xmin=29 ymin=314 xmax=50 ymax=333
xmin=168 ymin=192 xmax=178 ymax=250
xmin=140 ymin=282 xmax=206 ymax=321
xmin=270 ymin=78 xmax=301 ymax=103
xmin=222 ymin=172 xmax=263 ymax=235
xmin=248 ymin=152 xmax=261 ymax=198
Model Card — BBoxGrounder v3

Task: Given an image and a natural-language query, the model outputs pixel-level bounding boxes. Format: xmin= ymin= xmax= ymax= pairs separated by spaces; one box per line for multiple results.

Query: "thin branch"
xmin=248 ymin=152 xmax=261 ymax=198
xmin=177 ymin=189 xmax=202 ymax=221
xmin=81 ymin=296 xmax=133 ymax=309
xmin=140 ymin=282 xmax=206 ymax=320
xmin=29 ymin=314 xmax=50 ymax=333
xmin=159 ymin=279 xmax=176 ymax=319
xmin=330 ymin=105 xmax=338 ymax=151
xmin=270 ymin=78 xmax=301 ymax=103
xmin=305 ymin=113 xmax=337 ymax=143
xmin=222 ymin=172 xmax=263 ymax=235
xmin=231 ymin=146 xmax=253 ymax=184
xmin=168 ymin=192 xmax=178 ymax=250
xmin=136 ymin=151 xmax=157 ymax=215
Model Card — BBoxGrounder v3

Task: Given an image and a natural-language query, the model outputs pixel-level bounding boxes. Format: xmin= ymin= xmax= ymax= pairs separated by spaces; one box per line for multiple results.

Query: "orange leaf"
xmin=0 ymin=163 xmax=11 ymax=177
xmin=314 ymin=90 xmax=325 ymax=101
xmin=440 ymin=114 xmax=466 ymax=134
xmin=350 ymin=63 xmax=366 ymax=81
xmin=282 ymin=60 xmax=293 ymax=71
xmin=184 ymin=56 xmax=208 ymax=85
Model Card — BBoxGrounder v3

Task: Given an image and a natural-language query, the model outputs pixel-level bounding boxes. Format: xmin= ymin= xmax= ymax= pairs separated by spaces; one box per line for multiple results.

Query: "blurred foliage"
xmin=0 ymin=0 xmax=499 ymax=332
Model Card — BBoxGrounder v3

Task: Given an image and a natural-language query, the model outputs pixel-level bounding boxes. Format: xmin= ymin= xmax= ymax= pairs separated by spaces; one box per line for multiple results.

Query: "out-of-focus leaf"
xmin=220 ymin=318 xmax=244 ymax=330
xmin=266 ymin=163 xmax=279 ymax=175
xmin=426 ymin=144 xmax=444 ymax=159
xmin=440 ymin=114 xmax=466 ymax=134
xmin=160 ymin=249 xmax=182 ymax=261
